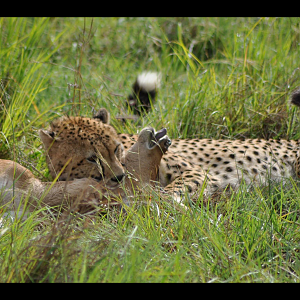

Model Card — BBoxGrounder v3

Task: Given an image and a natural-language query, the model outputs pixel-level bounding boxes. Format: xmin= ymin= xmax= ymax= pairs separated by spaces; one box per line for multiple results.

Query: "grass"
xmin=1 ymin=17 xmax=300 ymax=282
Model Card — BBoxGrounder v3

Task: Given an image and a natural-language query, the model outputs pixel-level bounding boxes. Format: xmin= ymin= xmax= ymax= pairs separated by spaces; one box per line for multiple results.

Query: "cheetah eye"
xmin=86 ymin=155 xmax=98 ymax=164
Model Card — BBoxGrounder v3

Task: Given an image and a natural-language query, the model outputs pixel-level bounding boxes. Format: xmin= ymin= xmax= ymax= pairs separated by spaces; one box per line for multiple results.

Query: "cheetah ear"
xmin=39 ymin=129 xmax=57 ymax=150
xmin=93 ymin=108 xmax=110 ymax=124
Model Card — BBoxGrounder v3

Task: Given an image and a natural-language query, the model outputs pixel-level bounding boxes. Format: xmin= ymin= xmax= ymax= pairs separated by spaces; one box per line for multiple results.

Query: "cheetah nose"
xmin=111 ymin=173 xmax=125 ymax=183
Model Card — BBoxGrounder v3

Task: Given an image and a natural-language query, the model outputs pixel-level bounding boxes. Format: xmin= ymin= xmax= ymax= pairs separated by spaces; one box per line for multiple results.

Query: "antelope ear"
xmin=93 ymin=108 xmax=110 ymax=124
xmin=39 ymin=129 xmax=56 ymax=150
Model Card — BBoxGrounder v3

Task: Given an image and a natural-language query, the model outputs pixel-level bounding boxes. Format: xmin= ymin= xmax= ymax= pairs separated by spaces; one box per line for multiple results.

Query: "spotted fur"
xmin=118 ymin=124 xmax=300 ymax=202
xmin=39 ymin=111 xmax=125 ymax=188
xmin=40 ymin=85 xmax=300 ymax=205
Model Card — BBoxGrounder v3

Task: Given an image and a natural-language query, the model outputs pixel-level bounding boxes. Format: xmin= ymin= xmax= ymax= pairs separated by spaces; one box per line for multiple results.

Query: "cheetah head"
xmin=39 ymin=108 xmax=125 ymax=188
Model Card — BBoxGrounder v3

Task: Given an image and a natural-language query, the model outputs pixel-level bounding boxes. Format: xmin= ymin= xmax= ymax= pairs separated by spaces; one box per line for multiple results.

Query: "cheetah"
xmin=120 ymin=132 xmax=299 ymax=202
xmin=38 ymin=101 xmax=300 ymax=207
xmin=0 ymin=124 xmax=171 ymax=217
xmin=36 ymin=82 xmax=300 ymax=202
xmin=118 ymin=90 xmax=300 ymax=203
xmin=36 ymin=70 xmax=300 ymax=205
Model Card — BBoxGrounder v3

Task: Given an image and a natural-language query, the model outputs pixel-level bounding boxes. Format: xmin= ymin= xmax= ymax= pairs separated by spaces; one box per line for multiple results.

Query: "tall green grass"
xmin=0 ymin=17 xmax=67 ymax=165
xmin=1 ymin=17 xmax=300 ymax=282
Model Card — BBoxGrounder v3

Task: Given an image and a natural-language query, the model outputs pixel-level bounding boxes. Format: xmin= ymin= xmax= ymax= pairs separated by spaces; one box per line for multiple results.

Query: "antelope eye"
xmin=114 ymin=144 xmax=120 ymax=154
xmin=114 ymin=143 xmax=124 ymax=160
xmin=86 ymin=155 xmax=98 ymax=163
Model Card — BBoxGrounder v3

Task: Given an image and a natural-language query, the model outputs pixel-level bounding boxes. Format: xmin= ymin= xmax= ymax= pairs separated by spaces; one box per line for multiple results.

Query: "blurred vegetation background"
xmin=1 ymin=18 xmax=300 ymax=157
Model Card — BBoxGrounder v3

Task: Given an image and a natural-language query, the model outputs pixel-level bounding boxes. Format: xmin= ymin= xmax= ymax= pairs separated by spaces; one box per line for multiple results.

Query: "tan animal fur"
xmin=0 ymin=126 xmax=171 ymax=218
